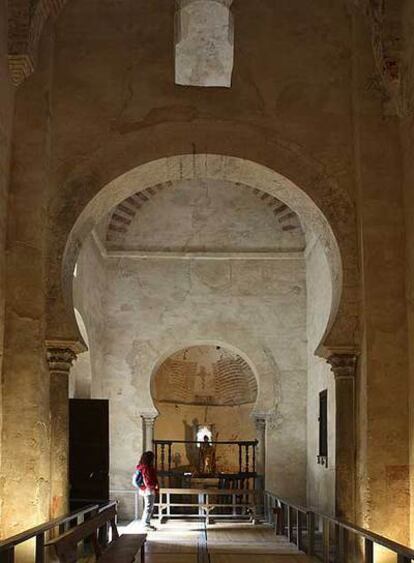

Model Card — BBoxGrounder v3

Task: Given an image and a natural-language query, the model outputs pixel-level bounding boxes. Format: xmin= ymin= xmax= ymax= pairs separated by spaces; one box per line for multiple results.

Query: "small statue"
xmin=199 ymin=435 xmax=216 ymax=474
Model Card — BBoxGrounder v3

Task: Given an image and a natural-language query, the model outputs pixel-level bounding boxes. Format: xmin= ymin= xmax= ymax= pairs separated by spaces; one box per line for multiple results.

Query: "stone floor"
xmin=118 ymin=519 xmax=316 ymax=562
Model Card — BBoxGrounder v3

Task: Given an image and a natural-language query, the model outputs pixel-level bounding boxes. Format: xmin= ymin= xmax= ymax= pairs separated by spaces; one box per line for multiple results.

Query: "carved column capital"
xmin=327 ymin=353 xmax=358 ymax=379
xmin=46 ymin=347 xmax=77 ymax=375
xmin=141 ymin=413 xmax=158 ymax=452
xmin=140 ymin=412 xmax=158 ymax=426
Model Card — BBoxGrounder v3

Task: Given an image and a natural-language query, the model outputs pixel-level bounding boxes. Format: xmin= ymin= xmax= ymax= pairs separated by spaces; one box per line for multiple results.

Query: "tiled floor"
xmin=119 ymin=519 xmax=316 ymax=562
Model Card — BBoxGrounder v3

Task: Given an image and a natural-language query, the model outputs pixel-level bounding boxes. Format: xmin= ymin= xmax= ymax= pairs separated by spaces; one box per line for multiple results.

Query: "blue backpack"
xmin=132 ymin=469 xmax=144 ymax=489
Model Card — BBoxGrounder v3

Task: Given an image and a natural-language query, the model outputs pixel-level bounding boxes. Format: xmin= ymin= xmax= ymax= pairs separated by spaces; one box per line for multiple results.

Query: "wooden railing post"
xmin=263 ymin=491 xmax=414 ymax=563
xmin=0 ymin=504 xmax=104 ymax=562
xmin=3 ymin=547 xmax=15 ymax=563
xmin=364 ymin=538 xmax=374 ymax=563
xmin=338 ymin=525 xmax=348 ymax=563
xmin=322 ymin=518 xmax=330 ymax=563
xmin=287 ymin=506 xmax=293 ymax=543
xmin=307 ymin=511 xmax=315 ymax=556
xmin=273 ymin=506 xmax=284 ymax=535
xmin=296 ymin=510 xmax=302 ymax=550
xmin=35 ymin=532 xmax=45 ymax=563
xmin=167 ymin=443 xmax=172 ymax=473
xmin=160 ymin=443 xmax=165 ymax=471
xmin=252 ymin=442 xmax=256 ymax=474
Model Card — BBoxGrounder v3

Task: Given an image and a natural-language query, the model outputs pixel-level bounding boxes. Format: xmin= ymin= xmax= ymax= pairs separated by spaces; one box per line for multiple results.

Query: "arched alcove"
xmin=152 ymin=344 xmax=258 ymax=473
xmin=58 ymin=154 xmax=356 ymax=360
xmin=61 ymin=152 xmax=358 ymax=518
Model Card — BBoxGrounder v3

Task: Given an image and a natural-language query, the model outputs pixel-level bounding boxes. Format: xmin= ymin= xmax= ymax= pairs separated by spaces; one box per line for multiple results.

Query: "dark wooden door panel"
xmin=69 ymin=399 xmax=109 ymax=509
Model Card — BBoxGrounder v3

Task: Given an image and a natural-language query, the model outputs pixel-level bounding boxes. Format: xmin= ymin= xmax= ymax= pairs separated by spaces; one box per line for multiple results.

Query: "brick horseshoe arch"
xmin=105 ymin=182 xmax=303 ymax=248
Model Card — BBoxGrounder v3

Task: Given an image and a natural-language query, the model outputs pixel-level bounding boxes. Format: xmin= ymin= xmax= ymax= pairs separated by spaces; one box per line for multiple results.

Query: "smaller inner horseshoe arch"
xmin=151 ymin=342 xmax=260 ymax=476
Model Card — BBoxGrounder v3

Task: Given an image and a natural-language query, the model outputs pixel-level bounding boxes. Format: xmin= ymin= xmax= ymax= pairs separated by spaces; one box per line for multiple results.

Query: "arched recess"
xmin=54 ymin=154 xmax=357 ymax=356
xmin=147 ymin=338 xmax=278 ymax=418
xmin=148 ymin=339 xmax=276 ymax=484
xmin=46 ymin=128 xmax=359 ymax=362
xmin=50 ymin=145 xmax=359 ymax=519
xmin=151 ymin=343 xmax=259 ymax=474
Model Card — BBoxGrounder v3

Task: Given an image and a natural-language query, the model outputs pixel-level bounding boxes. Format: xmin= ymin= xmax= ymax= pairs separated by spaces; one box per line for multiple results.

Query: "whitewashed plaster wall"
xmin=73 ymin=180 xmax=310 ymax=517
xmin=0 ymin=0 xmax=14 ymax=531
xmin=306 ymin=238 xmax=336 ymax=514
xmin=72 ymin=235 xmax=106 ymax=399
xmin=109 ymin=179 xmax=305 ymax=252
xmin=69 ymin=310 xmax=92 ymax=398
xmin=100 ymin=254 xmax=307 ymax=517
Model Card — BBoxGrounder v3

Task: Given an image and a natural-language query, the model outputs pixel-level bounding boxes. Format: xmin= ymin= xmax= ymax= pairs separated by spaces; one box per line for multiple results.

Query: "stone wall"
xmin=0 ymin=0 xmax=15 ymax=532
xmin=351 ymin=8 xmax=410 ymax=543
xmin=74 ymin=233 xmax=308 ymax=517
xmin=0 ymin=20 xmax=55 ymax=541
xmin=306 ymin=238 xmax=336 ymax=514
xmin=108 ymin=253 xmax=307 ymax=516
xmin=401 ymin=0 xmax=414 ymax=545
xmin=3 ymin=0 xmax=412 ymax=545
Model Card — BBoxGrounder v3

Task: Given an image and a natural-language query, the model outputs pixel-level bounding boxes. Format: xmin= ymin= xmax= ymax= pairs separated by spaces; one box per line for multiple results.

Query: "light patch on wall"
xmin=196 ymin=425 xmax=213 ymax=446
xmin=175 ymin=0 xmax=234 ymax=87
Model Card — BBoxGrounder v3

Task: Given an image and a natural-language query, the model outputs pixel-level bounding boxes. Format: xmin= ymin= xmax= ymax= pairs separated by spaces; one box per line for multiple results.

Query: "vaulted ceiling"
xmin=104 ymin=180 xmax=304 ymax=249
xmin=152 ymin=345 xmax=257 ymax=407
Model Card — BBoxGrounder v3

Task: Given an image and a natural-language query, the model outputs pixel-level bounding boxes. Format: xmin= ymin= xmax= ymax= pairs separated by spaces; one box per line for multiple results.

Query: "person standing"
xmin=136 ymin=451 xmax=159 ymax=531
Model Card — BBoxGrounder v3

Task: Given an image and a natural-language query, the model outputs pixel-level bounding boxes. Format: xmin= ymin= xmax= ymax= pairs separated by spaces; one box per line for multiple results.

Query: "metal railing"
xmin=0 ymin=502 xmax=115 ymax=563
xmin=264 ymin=491 xmax=414 ymax=562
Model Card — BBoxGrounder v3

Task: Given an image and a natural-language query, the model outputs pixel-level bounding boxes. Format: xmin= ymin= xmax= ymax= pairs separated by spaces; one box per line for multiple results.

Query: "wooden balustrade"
xmin=157 ymin=487 xmax=259 ymax=524
xmin=0 ymin=503 xmax=112 ymax=563
xmin=264 ymin=491 xmax=414 ymax=562
xmin=153 ymin=439 xmax=258 ymax=475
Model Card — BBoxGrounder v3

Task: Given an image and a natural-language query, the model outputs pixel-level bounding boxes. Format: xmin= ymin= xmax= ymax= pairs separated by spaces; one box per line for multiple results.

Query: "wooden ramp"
xmin=119 ymin=520 xmax=315 ymax=563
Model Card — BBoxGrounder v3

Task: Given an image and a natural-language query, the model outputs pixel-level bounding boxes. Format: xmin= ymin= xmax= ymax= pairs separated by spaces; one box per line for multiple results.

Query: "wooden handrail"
xmin=160 ymin=487 xmax=258 ymax=495
xmin=0 ymin=504 xmax=100 ymax=551
xmin=266 ymin=493 xmax=308 ymax=514
xmin=265 ymin=491 xmax=414 ymax=561
xmin=319 ymin=515 xmax=414 ymax=560
xmin=154 ymin=439 xmax=258 ymax=445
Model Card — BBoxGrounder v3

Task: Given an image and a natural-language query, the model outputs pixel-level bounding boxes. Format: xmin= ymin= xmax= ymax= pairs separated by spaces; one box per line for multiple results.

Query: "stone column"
xmin=141 ymin=413 xmax=157 ymax=452
xmin=47 ymin=345 xmax=77 ymax=519
xmin=328 ymin=353 xmax=357 ymax=521
xmin=253 ymin=415 xmax=267 ymax=488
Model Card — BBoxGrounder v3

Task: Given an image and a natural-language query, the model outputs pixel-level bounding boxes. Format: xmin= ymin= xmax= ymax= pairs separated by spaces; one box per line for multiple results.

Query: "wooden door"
xmin=69 ymin=399 xmax=109 ymax=510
